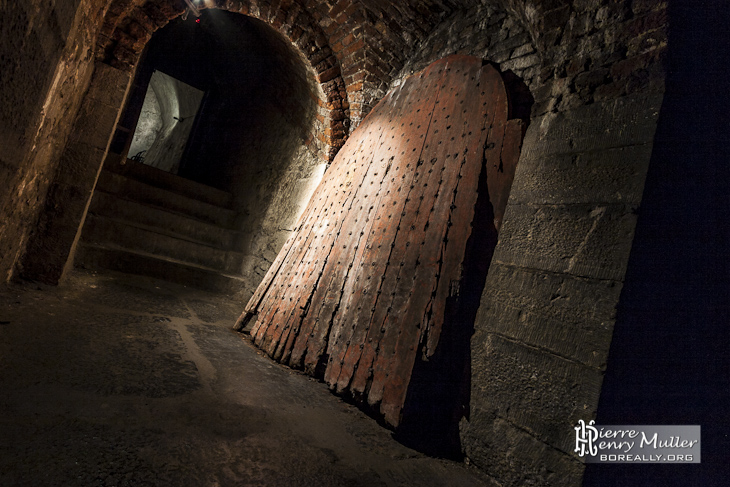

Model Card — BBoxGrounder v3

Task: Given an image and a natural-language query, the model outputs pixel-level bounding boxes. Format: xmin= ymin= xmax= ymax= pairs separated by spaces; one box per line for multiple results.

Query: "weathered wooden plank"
xmin=368 ymin=58 xmax=498 ymax=422
xmin=252 ymin=116 xmax=379 ymax=353
xmin=309 ymin=90 xmax=412 ymax=373
xmin=423 ymin=64 xmax=509 ymax=357
xmin=250 ymin=178 xmax=333 ymax=329
xmin=346 ymin=81 xmax=467 ymax=396
xmin=289 ymin=90 xmax=400 ymax=372
xmin=250 ymin=87 xmax=392 ymax=355
xmin=324 ymin=62 xmax=445 ymax=392
xmin=352 ymin=87 xmax=466 ymax=401
xmin=348 ymin=139 xmax=452 ymax=397
xmin=243 ymin=139 xmax=347 ymax=317
xmin=268 ymin=159 xmax=368 ymax=360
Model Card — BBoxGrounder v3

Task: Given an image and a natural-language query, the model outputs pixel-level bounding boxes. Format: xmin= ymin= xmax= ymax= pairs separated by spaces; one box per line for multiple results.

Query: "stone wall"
xmin=0 ymin=0 xmax=108 ymax=282
xmin=19 ymin=63 xmax=133 ymax=284
xmin=392 ymin=3 xmax=539 ymax=96
xmin=390 ymin=1 xmax=668 ymax=485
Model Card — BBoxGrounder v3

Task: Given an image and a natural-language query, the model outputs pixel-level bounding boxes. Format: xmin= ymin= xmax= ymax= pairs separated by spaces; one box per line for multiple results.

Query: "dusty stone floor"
xmin=0 ymin=269 xmax=492 ymax=487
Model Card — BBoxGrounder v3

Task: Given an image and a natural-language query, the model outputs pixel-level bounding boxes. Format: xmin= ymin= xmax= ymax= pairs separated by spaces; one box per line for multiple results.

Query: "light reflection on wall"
xmin=128 ymin=70 xmax=203 ymax=174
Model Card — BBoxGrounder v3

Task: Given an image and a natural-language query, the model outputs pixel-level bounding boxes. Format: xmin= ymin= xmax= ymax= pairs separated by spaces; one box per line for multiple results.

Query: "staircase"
xmin=75 ymin=157 xmax=247 ymax=294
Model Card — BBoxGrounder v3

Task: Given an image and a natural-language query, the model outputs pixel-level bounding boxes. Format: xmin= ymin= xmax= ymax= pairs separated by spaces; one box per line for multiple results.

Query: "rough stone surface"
xmin=477 ymin=263 xmax=620 ymax=368
xmin=19 ymin=63 xmax=132 ymax=285
xmin=461 ymin=94 xmax=663 ymax=485
xmin=0 ymin=0 xmax=108 ymax=282
xmin=392 ymin=3 xmax=540 ymax=96
xmin=0 ymin=269 xmax=493 ymax=487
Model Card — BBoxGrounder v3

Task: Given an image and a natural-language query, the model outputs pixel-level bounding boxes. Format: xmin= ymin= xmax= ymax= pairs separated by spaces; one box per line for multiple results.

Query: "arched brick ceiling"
xmin=295 ymin=0 xmax=544 ymax=124
xmin=96 ymin=0 xmax=553 ymax=159
xmin=299 ymin=0 xmax=465 ymax=125
xmin=96 ymin=0 xmax=349 ymax=162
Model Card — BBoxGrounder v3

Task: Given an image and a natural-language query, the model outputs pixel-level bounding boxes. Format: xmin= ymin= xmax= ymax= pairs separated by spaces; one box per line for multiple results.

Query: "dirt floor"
xmin=0 ymin=269 xmax=493 ymax=487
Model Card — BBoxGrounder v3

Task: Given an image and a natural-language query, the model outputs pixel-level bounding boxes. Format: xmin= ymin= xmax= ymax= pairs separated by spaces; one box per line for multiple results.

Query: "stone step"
xmin=104 ymin=155 xmax=233 ymax=208
xmin=89 ymin=191 xmax=239 ymax=250
xmin=82 ymin=214 xmax=244 ymax=274
xmin=75 ymin=244 xmax=247 ymax=295
xmin=96 ymin=171 xmax=238 ymax=229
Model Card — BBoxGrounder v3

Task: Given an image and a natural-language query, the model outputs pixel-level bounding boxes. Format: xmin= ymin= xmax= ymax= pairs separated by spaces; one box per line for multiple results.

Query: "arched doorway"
xmin=20 ymin=4 xmax=349 ymax=305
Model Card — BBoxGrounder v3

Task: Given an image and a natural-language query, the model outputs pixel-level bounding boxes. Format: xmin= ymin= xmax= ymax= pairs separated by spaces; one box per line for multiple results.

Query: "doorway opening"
xmin=74 ymin=9 xmax=336 ymax=300
xmin=127 ymin=70 xmax=204 ymax=174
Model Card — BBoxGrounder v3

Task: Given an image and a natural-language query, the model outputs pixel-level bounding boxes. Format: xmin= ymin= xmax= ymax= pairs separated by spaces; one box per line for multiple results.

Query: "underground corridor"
xmin=77 ymin=9 xmax=333 ymax=301
xmin=3 ymin=7 xmax=515 ymax=486
xmin=2 ymin=1 xmax=729 ymax=486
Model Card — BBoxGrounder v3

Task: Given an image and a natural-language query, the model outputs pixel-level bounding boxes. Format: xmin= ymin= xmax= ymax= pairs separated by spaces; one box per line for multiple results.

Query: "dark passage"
xmin=108 ymin=9 xmax=319 ymax=194
xmin=75 ymin=9 xmax=327 ymax=299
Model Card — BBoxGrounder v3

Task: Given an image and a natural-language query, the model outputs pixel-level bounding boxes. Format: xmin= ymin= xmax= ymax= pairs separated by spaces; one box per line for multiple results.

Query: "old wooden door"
xmin=238 ymin=55 xmax=523 ymax=429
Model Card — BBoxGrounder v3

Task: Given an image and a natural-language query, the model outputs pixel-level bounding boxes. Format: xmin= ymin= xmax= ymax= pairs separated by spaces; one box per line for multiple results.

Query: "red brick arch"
xmin=97 ymin=0 xmax=349 ymax=161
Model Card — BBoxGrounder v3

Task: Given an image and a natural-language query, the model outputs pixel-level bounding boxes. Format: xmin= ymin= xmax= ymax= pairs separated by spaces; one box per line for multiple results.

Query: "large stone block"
xmin=72 ymin=97 xmax=122 ymax=150
xmin=53 ymin=141 xmax=106 ymax=188
xmin=463 ymin=333 xmax=600 ymax=486
xmin=478 ymin=263 xmax=620 ymax=367
xmin=469 ymin=334 xmax=603 ymax=455
xmin=509 ymin=144 xmax=655 ymax=206
xmin=84 ymin=63 xmax=131 ymax=108
xmin=462 ymin=415 xmax=584 ymax=487
xmin=19 ymin=182 xmax=93 ymax=283
xmin=493 ymin=203 xmax=639 ymax=281
xmin=520 ymin=93 xmax=664 ymax=159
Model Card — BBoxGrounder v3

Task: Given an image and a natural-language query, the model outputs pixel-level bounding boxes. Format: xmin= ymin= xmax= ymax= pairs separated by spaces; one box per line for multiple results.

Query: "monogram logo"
xmin=575 ymin=419 xmax=599 ymax=457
